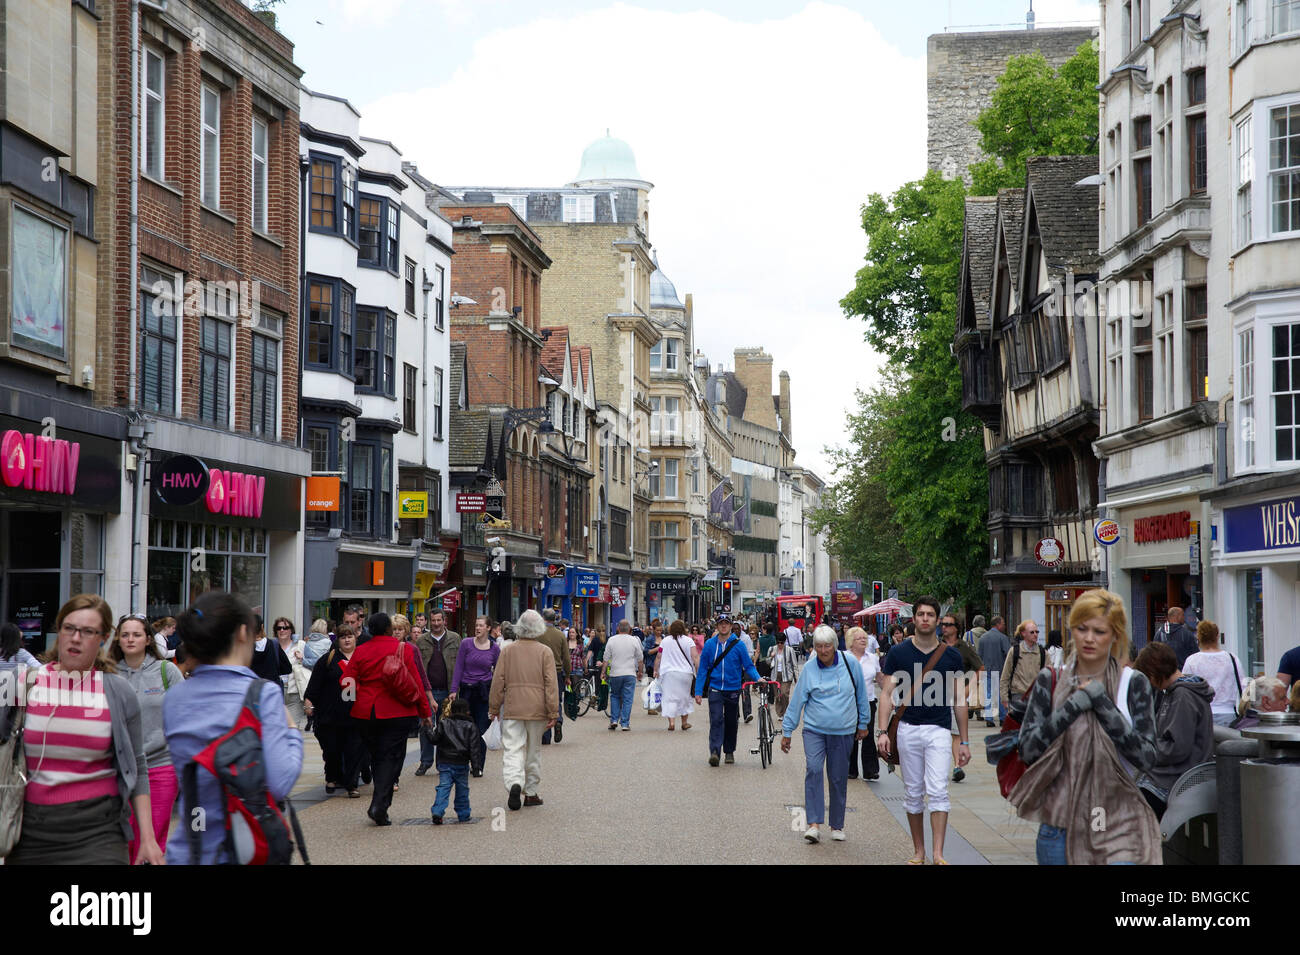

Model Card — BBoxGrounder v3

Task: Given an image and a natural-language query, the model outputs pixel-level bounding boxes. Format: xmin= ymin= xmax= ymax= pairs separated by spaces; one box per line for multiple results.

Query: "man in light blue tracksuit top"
xmin=694 ymin=616 xmax=762 ymax=767
xmin=780 ymin=625 xmax=870 ymax=843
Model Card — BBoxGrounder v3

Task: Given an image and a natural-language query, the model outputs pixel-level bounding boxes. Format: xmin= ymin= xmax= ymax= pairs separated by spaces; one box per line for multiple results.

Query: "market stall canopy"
xmin=854 ymin=598 xmax=913 ymax=618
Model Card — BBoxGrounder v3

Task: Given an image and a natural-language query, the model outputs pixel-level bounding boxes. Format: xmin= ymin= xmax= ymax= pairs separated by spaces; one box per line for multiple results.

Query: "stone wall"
xmin=927 ymin=26 xmax=1097 ymax=182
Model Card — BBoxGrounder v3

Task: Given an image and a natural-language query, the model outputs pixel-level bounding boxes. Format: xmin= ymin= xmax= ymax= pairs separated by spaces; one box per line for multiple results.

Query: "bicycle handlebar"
xmin=742 ymin=679 xmax=781 ymax=690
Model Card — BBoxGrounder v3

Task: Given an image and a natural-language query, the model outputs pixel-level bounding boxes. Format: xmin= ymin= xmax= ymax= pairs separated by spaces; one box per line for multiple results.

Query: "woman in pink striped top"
xmin=6 ymin=594 xmax=162 ymax=865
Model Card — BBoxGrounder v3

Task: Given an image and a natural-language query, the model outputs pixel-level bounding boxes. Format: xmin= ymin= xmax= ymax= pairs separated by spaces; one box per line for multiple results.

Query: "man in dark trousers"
xmin=539 ymin=608 xmax=570 ymax=744
xmin=977 ymin=616 xmax=1011 ymax=727
xmin=1159 ymin=606 xmax=1198 ymax=669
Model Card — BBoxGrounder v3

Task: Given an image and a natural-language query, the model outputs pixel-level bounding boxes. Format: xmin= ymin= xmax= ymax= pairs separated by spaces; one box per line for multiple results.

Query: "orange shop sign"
xmin=305 ymin=476 xmax=340 ymax=511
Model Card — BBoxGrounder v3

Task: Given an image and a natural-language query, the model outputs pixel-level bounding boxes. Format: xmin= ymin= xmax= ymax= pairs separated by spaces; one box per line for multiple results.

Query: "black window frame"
xmin=432 ymin=366 xmax=444 ymax=440
xmin=402 ymin=363 xmax=418 ymax=432
xmin=305 ymin=275 xmax=357 ymax=377
xmin=309 ymin=153 xmax=339 ymax=234
xmin=346 ymin=439 xmax=394 ymax=539
xmin=140 ymin=268 xmax=177 ymax=416
xmin=353 ymin=306 xmax=396 ymax=397
xmin=357 ymin=193 xmax=401 ymax=273
xmin=198 ymin=315 xmax=232 ymax=427
xmin=250 ymin=331 xmax=279 ymax=439
xmin=433 ymin=265 xmax=445 ymax=331
xmin=404 ymin=257 xmax=417 ymax=315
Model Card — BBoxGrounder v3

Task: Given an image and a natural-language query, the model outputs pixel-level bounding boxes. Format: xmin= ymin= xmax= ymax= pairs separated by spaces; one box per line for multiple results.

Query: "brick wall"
xmin=98 ymin=0 xmax=301 ymax=441
xmin=927 ymin=27 xmax=1097 ymax=182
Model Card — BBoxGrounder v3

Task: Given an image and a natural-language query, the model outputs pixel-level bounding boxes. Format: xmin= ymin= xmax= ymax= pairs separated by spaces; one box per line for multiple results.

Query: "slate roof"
xmin=961 ymin=196 xmax=999 ymax=326
xmin=705 ymin=371 xmax=748 ymax=419
xmin=448 ymin=341 xmax=497 ymax=471
xmin=1025 ymin=155 xmax=1101 ymax=277
xmin=995 ymin=188 xmax=1026 ymax=302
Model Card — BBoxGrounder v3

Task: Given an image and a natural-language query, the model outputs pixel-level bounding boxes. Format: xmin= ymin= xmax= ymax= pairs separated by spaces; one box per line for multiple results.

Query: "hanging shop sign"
xmin=398 ymin=491 xmax=428 ymax=518
xmin=575 ymin=571 xmax=600 ymax=597
xmin=1034 ymin=537 xmax=1065 ymax=568
xmin=456 ymin=493 xmax=486 ymax=512
xmin=305 ymin=476 xmax=340 ymax=512
xmin=546 ymin=562 xmax=567 ymax=579
xmin=610 ymin=586 xmax=626 ymax=607
xmin=1094 ymin=519 xmax=1120 ymax=545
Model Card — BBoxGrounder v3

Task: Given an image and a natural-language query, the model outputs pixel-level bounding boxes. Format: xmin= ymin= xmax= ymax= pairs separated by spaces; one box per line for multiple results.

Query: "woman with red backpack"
xmin=338 ymin=612 xmax=432 ymax=826
xmin=162 ymin=591 xmax=303 ymax=864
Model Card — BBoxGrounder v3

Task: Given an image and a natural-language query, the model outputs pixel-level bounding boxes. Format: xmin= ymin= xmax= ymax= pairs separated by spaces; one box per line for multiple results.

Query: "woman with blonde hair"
xmin=1181 ymin=620 xmax=1246 ymax=727
xmin=302 ymin=617 xmax=333 ymax=669
xmin=1011 ymin=589 xmax=1159 ymax=865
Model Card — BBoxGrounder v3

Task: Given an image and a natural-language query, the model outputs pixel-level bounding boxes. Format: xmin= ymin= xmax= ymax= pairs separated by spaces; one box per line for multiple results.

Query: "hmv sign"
xmin=150 ymin=451 xmax=295 ymax=529
xmin=153 ymin=455 xmax=210 ymax=506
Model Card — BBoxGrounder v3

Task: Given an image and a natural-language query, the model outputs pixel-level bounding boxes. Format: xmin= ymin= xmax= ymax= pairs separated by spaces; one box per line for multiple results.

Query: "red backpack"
xmin=182 ymin=679 xmax=309 ymax=865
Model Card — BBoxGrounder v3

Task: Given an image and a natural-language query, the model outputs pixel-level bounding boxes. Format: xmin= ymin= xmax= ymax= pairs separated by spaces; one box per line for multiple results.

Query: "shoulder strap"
xmin=699 ymin=638 xmax=738 ymax=693
xmin=676 ymin=637 xmax=696 ymax=675
xmin=1229 ymin=652 xmax=1242 ymax=695
xmin=242 ymin=678 xmax=268 ymax=718
xmin=1012 ymin=642 xmax=1021 ymax=674
xmin=161 ymin=661 xmax=170 ymax=692
xmin=840 ymin=651 xmax=860 ymax=717
xmin=896 ymin=642 xmax=948 ymax=718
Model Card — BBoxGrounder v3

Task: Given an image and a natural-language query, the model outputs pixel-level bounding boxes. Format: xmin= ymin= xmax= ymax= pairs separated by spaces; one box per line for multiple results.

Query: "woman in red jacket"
xmin=339 ymin=612 xmax=432 ymax=826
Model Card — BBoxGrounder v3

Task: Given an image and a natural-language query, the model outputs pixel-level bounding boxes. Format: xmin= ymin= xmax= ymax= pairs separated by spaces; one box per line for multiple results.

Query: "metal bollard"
xmin=1216 ymin=739 xmax=1258 ymax=866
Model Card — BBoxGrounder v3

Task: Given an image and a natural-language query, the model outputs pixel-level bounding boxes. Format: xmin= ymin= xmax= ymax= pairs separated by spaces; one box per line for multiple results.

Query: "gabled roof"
xmin=994 ymin=188 xmax=1026 ymax=302
xmin=576 ymin=346 xmax=595 ymax=405
xmin=1024 ymin=155 xmax=1101 ymax=277
xmin=539 ymin=327 xmax=570 ymax=388
xmin=961 ymin=196 xmax=999 ymax=327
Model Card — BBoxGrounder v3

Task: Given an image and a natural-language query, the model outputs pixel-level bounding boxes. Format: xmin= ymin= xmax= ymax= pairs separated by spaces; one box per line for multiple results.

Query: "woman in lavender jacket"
xmin=450 ymin=615 xmax=500 ymax=777
xmin=163 ymin=591 xmax=302 ymax=864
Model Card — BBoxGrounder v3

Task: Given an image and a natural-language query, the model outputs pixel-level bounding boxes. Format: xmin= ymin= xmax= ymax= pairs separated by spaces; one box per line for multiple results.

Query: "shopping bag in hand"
xmin=482 ymin=717 xmax=503 ymax=752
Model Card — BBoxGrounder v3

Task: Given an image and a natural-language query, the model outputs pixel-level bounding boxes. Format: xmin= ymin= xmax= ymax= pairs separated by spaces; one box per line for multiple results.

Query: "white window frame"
xmin=142 ymin=47 xmax=165 ymax=180
xmin=662 ymin=396 xmax=680 ymax=439
xmin=664 ymin=337 xmax=679 ymax=372
xmin=200 ymin=83 xmax=221 ymax=208
xmin=663 ymin=458 xmax=679 ymax=499
xmin=1272 ymin=0 xmax=1300 ymax=37
xmin=562 ymin=194 xmax=595 ymax=223
xmin=1234 ymin=296 xmax=1300 ymax=475
xmin=650 ymin=339 xmax=662 ymax=371
xmin=252 ymin=116 xmax=269 ymax=233
xmin=1239 ymin=326 xmax=1256 ymax=469
xmin=1237 ymin=113 xmax=1255 ymax=248
xmin=1241 ymin=94 xmax=1300 ymax=244
xmin=1236 ymin=0 xmax=1255 ymax=54
xmin=495 ymin=194 xmax=527 ymax=218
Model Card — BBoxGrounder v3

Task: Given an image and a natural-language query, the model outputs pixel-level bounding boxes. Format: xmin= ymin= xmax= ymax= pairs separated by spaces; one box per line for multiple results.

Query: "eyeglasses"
xmin=60 ymin=623 xmax=104 ymax=640
xmin=274 ymin=625 xmax=292 ymax=631
xmin=941 ymin=622 xmax=957 ymax=627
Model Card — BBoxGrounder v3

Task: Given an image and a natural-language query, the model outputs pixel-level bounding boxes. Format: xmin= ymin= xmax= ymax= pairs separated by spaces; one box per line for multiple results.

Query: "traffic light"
xmin=720 ymin=579 xmax=734 ymax=613
xmin=872 ymin=580 xmax=884 ymax=604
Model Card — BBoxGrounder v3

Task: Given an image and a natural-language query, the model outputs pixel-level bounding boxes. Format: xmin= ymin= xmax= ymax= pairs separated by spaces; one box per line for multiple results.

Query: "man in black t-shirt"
xmin=876 ymin=596 xmax=970 ymax=866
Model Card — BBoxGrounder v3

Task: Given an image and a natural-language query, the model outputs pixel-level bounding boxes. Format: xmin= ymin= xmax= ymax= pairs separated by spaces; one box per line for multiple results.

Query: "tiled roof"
xmin=539 ymin=326 xmax=569 ymax=383
xmin=1025 ymin=155 xmax=1101 ymax=276
xmin=577 ymin=346 xmax=594 ymax=396
xmin=995 ymin=188 xmax=1026 ymax=300
xmin=448 ymin=341 xmax=494 ymax=470
xmin=962 ymin=196 xmax=999 ymax=324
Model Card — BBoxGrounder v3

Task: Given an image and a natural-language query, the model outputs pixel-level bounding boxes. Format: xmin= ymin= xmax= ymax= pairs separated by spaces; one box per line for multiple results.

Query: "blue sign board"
xmin=1224 ymin=495 xmax=1300 ymax=552
xmin=574 ymin=571 xmax=600 ymax=598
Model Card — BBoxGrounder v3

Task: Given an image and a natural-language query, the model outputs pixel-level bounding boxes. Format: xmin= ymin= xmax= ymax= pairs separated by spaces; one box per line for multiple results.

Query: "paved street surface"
xmin=290 ymin=690 xmax=1037 ymax=865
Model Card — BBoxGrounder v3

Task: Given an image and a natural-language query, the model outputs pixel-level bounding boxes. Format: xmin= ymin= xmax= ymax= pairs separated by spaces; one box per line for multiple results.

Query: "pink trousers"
xmin=129 ymin=764 xmax=179 ymax=863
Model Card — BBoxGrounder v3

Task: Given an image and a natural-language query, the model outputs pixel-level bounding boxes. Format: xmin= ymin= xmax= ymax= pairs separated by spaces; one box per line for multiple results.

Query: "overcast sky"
xmin=277 ymin=0 xmax=1099 ymax=477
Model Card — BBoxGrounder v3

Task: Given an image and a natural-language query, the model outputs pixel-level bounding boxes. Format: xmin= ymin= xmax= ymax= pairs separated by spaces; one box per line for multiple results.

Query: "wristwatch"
xmin=959 ymin=740 xmax=970 ymax=746
xmin=875 ymin=729 xmax=887 ymax=738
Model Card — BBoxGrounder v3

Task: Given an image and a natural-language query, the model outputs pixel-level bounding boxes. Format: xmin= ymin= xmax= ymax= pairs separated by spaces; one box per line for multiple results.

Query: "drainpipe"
xmin=1216 ymin=393 xmax=1231 ymax=486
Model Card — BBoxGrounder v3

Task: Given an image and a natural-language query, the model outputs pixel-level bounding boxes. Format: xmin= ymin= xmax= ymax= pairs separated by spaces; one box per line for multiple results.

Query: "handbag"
xmin=883 ymin=643 xmax=947 ymax=767
xmin=0 ymin=668 xmax=36 ymax=857
xmin=993 ymin=668 xmax=1057 ymax=798
xmin=380 ymin=639 xmax=422 ymax=708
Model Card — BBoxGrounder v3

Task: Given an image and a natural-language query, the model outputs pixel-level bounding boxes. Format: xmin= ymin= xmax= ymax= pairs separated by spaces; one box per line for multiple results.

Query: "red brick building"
xmin=97 ymin=0 xmax=309 ymax=621
xmin=439 ymin=201 xmax=591 ymax=622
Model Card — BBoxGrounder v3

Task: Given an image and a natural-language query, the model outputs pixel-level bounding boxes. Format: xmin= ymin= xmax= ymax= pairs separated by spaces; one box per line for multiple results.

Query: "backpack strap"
xmin=183 ymin=759 xmax=203 ymax=863
xmin=161 ymin=662 xmax=170 ymax=692
xmin=840 ymin=651 xmax=860 ymax=725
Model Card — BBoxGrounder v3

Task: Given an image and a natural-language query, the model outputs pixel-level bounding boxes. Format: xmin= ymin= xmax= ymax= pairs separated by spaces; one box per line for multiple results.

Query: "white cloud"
xmin=359 ymin=2 xmax=925 ymax=476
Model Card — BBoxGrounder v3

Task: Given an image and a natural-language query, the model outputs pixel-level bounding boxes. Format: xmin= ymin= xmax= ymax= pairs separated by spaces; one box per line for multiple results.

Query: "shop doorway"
xmin=1 ymin=510 xmax=64 ymax=656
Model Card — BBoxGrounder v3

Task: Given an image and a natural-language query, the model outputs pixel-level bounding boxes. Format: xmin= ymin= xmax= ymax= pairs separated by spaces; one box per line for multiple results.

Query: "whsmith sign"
xmin=1224 ymin=495 xmax=1300 ymax=552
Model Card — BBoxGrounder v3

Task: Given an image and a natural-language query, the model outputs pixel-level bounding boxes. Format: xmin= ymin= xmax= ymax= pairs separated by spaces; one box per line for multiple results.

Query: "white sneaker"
xmin=804 ymin=827 xmax=820 ymax=844
xmin=831 ymin=829 xmax=846 ymax=842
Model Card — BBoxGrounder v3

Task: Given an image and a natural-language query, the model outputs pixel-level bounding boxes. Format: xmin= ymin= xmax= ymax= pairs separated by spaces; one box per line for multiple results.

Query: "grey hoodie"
xmin=1148 ymin=675 xmax=1215 ymax=791
xmin=119 ymin=655 xmax=185 ymax=769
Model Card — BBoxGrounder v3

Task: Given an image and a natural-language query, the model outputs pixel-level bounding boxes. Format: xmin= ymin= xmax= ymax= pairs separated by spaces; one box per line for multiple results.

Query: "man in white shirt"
xmin=783 ymin=621 xmax=804 ymax=661
xmin=601 ymin=620 xmax=645 ymax=731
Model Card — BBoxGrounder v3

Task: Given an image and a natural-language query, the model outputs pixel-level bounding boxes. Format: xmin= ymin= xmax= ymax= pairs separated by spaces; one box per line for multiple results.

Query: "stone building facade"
xmin=928 ymin=26 xmax=1098 ymax=180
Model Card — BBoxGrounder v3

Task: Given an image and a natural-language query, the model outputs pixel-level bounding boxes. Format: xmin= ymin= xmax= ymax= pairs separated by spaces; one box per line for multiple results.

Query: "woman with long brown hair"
xmin=6 ymin=595 xmax=162 ymax=865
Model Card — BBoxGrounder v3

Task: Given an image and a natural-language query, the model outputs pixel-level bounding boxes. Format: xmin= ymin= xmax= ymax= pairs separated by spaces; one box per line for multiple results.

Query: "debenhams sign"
xmin=1224 ymin=495 xmax=1300 ymax=552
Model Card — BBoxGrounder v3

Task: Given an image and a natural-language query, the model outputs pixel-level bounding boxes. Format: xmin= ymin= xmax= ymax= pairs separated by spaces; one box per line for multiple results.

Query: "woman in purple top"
xmin=450 ymin=615 xmax=500 ymax=776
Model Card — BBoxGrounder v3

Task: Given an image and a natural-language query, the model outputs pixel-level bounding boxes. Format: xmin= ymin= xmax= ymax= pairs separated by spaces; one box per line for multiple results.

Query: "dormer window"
xmin=651 ymin=337 xmax=679 ymax=372
xmin=562 ymin=195 xmax=595 ymax=223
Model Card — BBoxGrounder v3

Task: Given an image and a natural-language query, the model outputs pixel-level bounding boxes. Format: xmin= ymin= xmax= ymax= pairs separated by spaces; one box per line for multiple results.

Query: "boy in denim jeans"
xmin=430 ymin=698 xmax=484 ymax=824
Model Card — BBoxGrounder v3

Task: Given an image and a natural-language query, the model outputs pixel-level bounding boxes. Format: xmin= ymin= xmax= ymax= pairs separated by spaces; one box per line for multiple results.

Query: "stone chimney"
xmin=733 ymin=347 xmax=778 ymax=430
xmin=778 ymin=370 xmax=792 ymax=441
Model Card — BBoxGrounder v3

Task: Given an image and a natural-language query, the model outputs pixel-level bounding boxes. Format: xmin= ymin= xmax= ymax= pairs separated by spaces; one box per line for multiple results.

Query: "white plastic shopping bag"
xmin=483 ymin=716 xmax=503 ymax=751
xmin=642 ymin=678 xmax=663 ymax=712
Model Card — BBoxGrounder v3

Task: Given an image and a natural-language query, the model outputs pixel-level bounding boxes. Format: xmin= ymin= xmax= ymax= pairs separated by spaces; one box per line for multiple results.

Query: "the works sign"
xmin=1133 ymin=511 xmax=1191 ymax=544
xmin=1225 ymin=495 xmax=1300 ymax=552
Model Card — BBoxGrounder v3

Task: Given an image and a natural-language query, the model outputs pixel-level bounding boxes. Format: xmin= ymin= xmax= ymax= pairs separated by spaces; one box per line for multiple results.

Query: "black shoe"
xmin=508 ymin=783 xmax=522 ymax=811
xmin=608 ymin=723 xmax=617 ymax=731
xmin=367 ymin=807 xmax=391 ymax=827
xmin=847 ymin=772 xmax=858 ymax=780
xmin=985 ymin=719 xmax=996 ymax=727
xmin=744 ymin=715 xmax=754 ymax=724
xmin=431 ymin=814 xmax=443 ymax=825
xmin=724 ymin=753 xmax=735 ymax=764
xmin=471 ymin=768 xmax=483 ymax=778
xmin=554 ymin=724 xmax=562 ymax=743
xmin=360 ymin=772 xmax=372 ymax=785
xmin=866 ymin=773 xmax=879 ymax=781
xmin=708 ymin=751 xmax=720 ymax=767
xmin=414 ymin=764 xmax=430 ymax=776
xmin=953 ymin=767 xmax=966 ymax=783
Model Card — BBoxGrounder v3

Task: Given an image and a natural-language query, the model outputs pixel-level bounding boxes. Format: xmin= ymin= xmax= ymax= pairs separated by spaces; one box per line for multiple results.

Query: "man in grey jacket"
xmin=977 ymin=616 xmax=1011 ymax=726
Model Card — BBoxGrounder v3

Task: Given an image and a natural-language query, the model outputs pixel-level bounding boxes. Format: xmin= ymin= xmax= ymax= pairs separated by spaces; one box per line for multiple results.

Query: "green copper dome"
xmin=573 ymin=130 xmax=644 ymax=183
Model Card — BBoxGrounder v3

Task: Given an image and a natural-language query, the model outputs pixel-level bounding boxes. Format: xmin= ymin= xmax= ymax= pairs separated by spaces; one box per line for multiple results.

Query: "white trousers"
xmin=897 ymin=722 xmax=953 ymax=815
xmin=501 ymin=718 xmax=546 ymax=797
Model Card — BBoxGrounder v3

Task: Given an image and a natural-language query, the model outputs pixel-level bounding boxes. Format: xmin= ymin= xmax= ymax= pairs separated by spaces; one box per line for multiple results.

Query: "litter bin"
xmin=1239 ymin=724 xmax=1300 ymax=865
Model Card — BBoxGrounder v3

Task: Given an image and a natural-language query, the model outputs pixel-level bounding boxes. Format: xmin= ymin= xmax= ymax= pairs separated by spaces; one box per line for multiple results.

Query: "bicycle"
xmin=743 ymin=679 xmax=781 ymax=768
xmin=571 ymin=668 xmax=599 ymax=718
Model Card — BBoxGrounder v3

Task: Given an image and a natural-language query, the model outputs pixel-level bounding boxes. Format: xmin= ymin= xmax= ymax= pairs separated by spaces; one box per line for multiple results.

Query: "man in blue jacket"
xmin=694 ymin=616 xmax=762 ymax=766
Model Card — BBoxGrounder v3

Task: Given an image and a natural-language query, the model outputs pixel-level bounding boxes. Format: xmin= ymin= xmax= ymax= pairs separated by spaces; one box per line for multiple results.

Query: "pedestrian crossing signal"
xmin=872 ymin=581 xmax=884 ymax=604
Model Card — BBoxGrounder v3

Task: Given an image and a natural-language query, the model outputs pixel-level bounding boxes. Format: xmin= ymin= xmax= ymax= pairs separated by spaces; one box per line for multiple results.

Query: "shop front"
xmin=0 ymin=410 xmax=126 ymax=655
xmin=647 ymin=574 xmax=693 ymax=625
xmin=1104 ymin=496 xmax=1208 ymax=648
xmin=1205 ymin=479 xmax=1300 ymax=678
xmin=608 ymin=571 xmax=630 ymax=629
xmin=149 ymin=447 xmax=305 ymax=624
xmin=408 ymin=537 xmax=454 ymax=617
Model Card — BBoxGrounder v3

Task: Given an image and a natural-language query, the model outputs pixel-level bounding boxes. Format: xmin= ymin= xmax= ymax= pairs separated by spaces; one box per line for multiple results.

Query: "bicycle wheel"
xmin=577 ymin=679 xmax=594 ymax=716
xmin=758 ymin=704 xmax=771 ymax=769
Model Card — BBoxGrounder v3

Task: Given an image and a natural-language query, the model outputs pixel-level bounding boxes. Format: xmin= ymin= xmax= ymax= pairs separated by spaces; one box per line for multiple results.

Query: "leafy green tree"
xmin=968 ymin=40 xmax=1100 ymax=195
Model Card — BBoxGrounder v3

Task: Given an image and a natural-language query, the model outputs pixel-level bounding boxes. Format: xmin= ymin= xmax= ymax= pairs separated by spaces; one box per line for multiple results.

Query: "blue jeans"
xmin=1037 ymin=823 xmax=1137 ymax=864
xmin=420 ymin=690 xmax=449 ymax=768
xmin=708 ymin=689 xmax=740 ymax=754
xmin=608 ymin=675 xmax=637 ymax=728
xmin=803 ymin=730 xmax=853 ymax=829
xmin=431 ymin=762 xmax=470 ymax=821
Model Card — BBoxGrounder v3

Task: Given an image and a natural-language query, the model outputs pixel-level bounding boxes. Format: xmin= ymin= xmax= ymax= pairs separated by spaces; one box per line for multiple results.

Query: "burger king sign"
xmin=1094 ymin=519 xmax=1120 ymax=546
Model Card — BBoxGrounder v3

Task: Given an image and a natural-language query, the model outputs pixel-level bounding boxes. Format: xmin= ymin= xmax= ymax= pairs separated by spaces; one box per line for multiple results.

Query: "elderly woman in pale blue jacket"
xmin=781 ymin=625 xmax=870 ymax=844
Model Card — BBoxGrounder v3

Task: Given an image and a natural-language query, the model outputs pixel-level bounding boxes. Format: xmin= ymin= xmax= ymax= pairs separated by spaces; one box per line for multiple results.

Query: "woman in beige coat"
xmin=488 ymin=609 xmax=559 ymax=811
